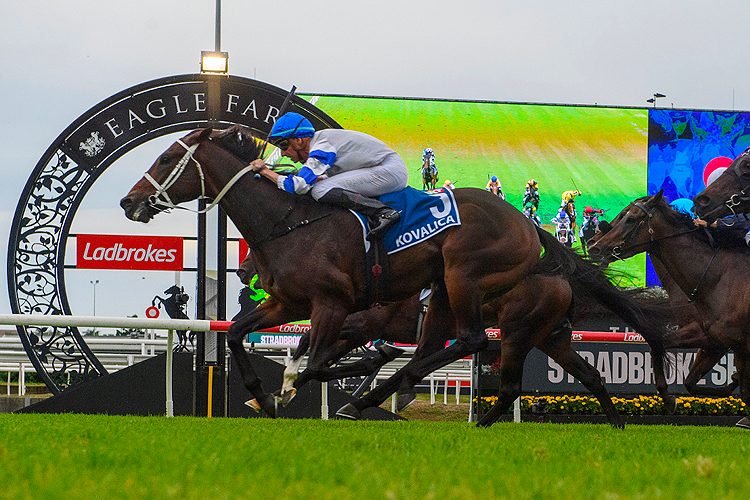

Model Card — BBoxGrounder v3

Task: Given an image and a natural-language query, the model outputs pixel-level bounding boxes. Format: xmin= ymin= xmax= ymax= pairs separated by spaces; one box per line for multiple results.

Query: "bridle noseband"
xmin=143 ymin=138 xmax=254 ymax=215
xmin=609 ymin=201 xmax=655 ymax=260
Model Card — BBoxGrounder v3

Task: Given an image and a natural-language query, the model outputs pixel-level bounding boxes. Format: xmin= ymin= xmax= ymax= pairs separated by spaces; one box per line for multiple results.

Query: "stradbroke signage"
xmin=8 ymin=74 xmax=339 ymax=394
xmin=76 ymin=234 xmax=183 ymax=270
xmin=477 ymin=339 xmax=738 ymax=397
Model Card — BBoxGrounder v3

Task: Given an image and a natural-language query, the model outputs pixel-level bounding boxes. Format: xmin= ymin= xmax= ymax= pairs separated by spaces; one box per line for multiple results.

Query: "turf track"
xmin=1 ymin=413 xmax=748 ymax=499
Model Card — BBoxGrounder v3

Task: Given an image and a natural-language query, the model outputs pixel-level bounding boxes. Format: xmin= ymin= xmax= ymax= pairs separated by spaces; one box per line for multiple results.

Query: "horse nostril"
xmin=120 ymin=197 xmax=132 ymax=211
xmin=588 ymin=246 xmax=600 ymax=256
xmin=694 ymin=195 xmax=709 ymax=207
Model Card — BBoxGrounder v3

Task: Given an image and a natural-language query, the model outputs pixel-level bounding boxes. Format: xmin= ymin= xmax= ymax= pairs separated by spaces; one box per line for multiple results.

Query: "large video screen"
xmin=646 ymin=109 xmax=750 ymax=284
xmin=308 ymin=95 xmax=649 ymax=285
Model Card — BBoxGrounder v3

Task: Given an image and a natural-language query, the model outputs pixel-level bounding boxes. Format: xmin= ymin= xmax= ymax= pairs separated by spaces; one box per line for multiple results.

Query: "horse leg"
xmin=226 ymin=298 xmax=301 ymax=417
xmin=294 ymin=341 xmax=404 ymax=387
xmin=651 ymin=352 xmax=676 ymax=414
xmin=537 ymin=326 xmax=624 ymax=428
xmin=281 ymin=301 xmax=350 ymax=404
xmin=336 ymin=279 xmax=458 ymax=420
xmin=683 ymin=348 xmax=736 ymax=397
xmin=476 ymin=335 xmax=533 ymax=428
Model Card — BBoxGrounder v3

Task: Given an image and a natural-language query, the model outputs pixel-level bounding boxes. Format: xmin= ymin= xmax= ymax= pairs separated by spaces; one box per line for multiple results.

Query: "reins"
xmin=145 ymin=138 xmax=255 ymax=215
xmin=612 ymin=200 xmax=717 ymax=303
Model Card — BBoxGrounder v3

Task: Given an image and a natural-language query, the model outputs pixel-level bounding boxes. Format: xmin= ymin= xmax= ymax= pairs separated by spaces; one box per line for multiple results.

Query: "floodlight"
xmin=654 ymin=93 xmax=666 ymax=98
xmin=201 ymin=51 xmax=229 ymax=74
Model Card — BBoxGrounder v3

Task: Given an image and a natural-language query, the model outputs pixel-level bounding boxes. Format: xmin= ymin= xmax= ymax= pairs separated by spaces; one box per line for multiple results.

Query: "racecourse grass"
xmin=1 ymin=413 xmax=749 ymax=500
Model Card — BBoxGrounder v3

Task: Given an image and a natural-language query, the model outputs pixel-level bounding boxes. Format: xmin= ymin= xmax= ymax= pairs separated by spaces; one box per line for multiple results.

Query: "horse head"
xmin=120 ymin=126 xmax=265 ymax=223
xmin=587 ymin=190 xmax=668 ymax=263
xmin=694 ymin=150 xmax=750 ymax=223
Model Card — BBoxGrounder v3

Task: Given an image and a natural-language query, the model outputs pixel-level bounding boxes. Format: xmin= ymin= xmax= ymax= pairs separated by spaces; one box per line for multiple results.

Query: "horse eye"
xmin=160 ymin=155 xmax=171 ymax=165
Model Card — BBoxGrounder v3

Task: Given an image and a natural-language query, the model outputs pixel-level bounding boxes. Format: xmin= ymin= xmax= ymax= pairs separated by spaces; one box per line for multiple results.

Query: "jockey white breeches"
xmin=310 ymin=153 xmax=409 ymax=200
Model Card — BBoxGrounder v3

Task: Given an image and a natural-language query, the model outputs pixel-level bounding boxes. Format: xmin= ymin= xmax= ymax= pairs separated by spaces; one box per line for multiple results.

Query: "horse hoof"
xmin=735 ymin=416 xmax=750 ymax=429
xmin=378 ymin=344 xmax=405 ymax=362
xmin=281 ymin=388 xmax=297 ymax=407
xmin=396 ymin=390 xmax=417 ymax=412
xmin=336 ymin=403 xmax=362 ymax=420
xmin=244 ymin=398 xmax=261 ymax=413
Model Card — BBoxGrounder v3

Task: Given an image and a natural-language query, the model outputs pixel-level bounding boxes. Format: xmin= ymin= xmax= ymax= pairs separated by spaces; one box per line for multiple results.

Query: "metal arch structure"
xmin=7 ymin=74 xmax=340 ymax=394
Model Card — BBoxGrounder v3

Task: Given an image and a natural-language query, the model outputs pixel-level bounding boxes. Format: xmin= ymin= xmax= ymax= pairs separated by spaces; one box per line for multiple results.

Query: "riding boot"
xmin=318 ymin=188 xmax=401 ymax=240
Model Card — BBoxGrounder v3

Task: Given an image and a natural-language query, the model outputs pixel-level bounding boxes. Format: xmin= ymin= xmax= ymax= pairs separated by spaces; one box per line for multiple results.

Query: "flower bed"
xmin=474 ymin=395 xmax=749 ymax=416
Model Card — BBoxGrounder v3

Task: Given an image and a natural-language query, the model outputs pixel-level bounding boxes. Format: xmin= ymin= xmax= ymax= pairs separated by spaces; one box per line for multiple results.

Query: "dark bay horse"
xmin=120 ymin=126 xmax=542 ymax=418
xmin=693 ymin=148 xmax=750 ymax=222
xmin=587 ymin=191 xmax=750 ymax=428
xmin=240 ymin=250 xmax=636 ymax=427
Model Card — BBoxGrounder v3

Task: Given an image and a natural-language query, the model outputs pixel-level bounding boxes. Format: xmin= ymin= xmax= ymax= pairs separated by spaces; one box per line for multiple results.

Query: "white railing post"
xmin=19 ymin=363 xmax=25 ymax=396
xmin=456 ymin=378 xmax=460 ymax=405
xmin=321 ymin=381 xmax=329 ymax=420
xmin=165 ymin=329 xmax=174 ymax=417
xmin=443 ymin=373 xmax=448 ymax=405
xmin=391 ymin=392 xmax=397 ymax=413
xmin=7 ymin=371 xmax=10 ymax=396
xmin=430 ymin=373 xmax=435 ymax=405
xmin=514 ymin=397 xmax=521 ymax=423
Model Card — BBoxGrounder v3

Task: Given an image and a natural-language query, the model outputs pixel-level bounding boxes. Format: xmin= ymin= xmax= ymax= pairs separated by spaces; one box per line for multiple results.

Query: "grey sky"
xmin=1 ymin=0 xmax=749 ymax=319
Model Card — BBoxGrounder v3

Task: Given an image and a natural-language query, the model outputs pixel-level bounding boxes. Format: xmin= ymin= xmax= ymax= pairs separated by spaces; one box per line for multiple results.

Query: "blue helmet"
xmin=269 ymin=112 xmax=315 ymax=139
xmin=491 ymin=175 xmax=498 ymax=182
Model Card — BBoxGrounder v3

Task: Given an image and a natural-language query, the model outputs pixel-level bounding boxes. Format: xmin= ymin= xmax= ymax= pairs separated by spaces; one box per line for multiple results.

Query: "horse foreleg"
xmin=282 ymin=302 xmax=349 ymax=404
xmin=227 ymin=298 xmax=300 ymax=417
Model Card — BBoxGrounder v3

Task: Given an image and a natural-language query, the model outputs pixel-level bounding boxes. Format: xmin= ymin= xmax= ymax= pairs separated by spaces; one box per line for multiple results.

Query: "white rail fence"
xmin=0 ymin=315 xmax=473 ymax=419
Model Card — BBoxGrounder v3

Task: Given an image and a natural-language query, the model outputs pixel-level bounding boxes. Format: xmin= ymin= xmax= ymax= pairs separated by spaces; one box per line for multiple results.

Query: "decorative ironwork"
xmin=7 ymin=74 xmax=340 ymax=394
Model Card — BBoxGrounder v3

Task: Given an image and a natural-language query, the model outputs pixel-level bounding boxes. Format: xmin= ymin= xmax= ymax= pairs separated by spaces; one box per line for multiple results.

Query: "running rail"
xmin=0 ymin=314 xmax=238 ymax=417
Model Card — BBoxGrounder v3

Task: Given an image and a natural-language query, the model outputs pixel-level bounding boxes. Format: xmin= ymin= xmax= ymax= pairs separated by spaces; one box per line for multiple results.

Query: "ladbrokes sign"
xmin=77 ymin=234 xmax=183 ymax=270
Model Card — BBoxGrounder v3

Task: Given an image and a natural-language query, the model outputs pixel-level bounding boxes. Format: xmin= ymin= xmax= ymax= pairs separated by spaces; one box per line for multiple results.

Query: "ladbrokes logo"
xmin=77 ymin=234 xmax=183 ymax=270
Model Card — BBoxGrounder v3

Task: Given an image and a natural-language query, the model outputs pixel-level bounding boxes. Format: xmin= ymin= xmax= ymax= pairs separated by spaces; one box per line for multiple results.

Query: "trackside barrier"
xmin=0 ymin=314 xmax=237 ymax=417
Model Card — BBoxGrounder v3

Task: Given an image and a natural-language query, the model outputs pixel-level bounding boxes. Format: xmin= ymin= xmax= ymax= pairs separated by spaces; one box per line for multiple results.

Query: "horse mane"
xmin=211 ymin=125 xmax=265 ymax=163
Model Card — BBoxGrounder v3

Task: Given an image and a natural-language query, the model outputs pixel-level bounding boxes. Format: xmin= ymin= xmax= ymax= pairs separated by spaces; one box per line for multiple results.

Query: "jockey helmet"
xmin=584 ymin=206 xmax=594 ymax=214
xmin=491 ymin=175 xmax=498 ymax=182
xmin=423 ymin=147 xmax=434 ymax=156
xmin=269 ymin=113 xmax=315 ymax=148
xmin=527 ymin=179 xmax=538 ymax=189
xmin=444 ymin=179 xmax=451 ymax=185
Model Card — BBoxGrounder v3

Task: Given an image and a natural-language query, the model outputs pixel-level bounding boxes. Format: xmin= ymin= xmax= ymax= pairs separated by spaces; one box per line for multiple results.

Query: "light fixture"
xmin=201 ymin=51 xmax=229 ymax=74
xmin=646 ymin=93 xmax=666 ymax=107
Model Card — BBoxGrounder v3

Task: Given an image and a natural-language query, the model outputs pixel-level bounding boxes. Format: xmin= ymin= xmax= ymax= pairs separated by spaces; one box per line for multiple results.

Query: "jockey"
xmin=443 ymin=179 xmax=455 ymax=190
xmin=561 ymin=189 xmax=581 ymax=207
xmin=551 ymin=207 xmax=573 ymax=245
xmin=523 ymin=179 xmax=540 ymax=210
xmin=579 ymin=205 xmax=604 ymax=238
xmin=422 ymin=147 xmax=437 ymax=176
xmin=250 ymin=112 xmax=408 ymax=240
xmin=485 ymin=175 xmax=505 ymax=199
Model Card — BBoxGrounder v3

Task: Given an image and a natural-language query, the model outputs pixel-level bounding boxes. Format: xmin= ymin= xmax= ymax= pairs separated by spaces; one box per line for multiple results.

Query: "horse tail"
xmin=533 ymin=226 xmax=671 ymax=361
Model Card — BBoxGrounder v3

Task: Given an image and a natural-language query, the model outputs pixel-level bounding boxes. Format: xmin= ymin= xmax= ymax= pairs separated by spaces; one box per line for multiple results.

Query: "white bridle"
xmin=143 ymin=138 xmax=255 ymax=214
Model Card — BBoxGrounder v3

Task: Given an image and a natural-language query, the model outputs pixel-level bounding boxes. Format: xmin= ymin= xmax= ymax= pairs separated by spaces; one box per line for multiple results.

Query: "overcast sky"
xmin=2 ymin=0 xmax=750 ymax=320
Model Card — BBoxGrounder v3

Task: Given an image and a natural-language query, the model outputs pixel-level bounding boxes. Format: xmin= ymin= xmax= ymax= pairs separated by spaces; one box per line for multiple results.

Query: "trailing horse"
xmin=588 ymin=191 xmax=750 ymax=428
xmin=336 ymin=224 xmax=672 ymax=422
xmin=120 ymin=125 xmax=541 ymax=418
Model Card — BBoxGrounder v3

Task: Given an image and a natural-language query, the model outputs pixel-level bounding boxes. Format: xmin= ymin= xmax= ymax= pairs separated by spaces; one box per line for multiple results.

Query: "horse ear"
xmin=653 ymin=189 xmax=664 ymax=203
xmin=198 ymin=127 xmax=213 ymax=143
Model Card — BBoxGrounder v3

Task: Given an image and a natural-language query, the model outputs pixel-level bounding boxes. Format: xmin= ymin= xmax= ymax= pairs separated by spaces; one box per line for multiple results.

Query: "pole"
xmin=215 ymin=0 xmax=221 ymax=52
xmin=166 ymin=329 xmax=174 ymax=417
